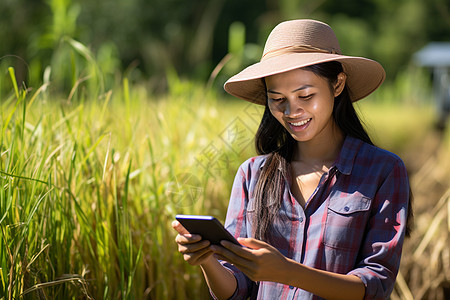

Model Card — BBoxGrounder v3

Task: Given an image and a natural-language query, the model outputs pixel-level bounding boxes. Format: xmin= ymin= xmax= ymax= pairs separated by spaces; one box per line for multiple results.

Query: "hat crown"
xmin=262 ymin=19 xmax=341 ymax=58
xmin=224 ymin=19 xmax=385 ymax=105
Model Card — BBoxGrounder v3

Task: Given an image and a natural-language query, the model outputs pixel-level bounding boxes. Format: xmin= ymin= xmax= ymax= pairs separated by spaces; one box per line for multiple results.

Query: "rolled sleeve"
xmin=348 ymin=160 xmax=409 ymax=299
xmin=209 ymin=262 xmax=256 ymax=300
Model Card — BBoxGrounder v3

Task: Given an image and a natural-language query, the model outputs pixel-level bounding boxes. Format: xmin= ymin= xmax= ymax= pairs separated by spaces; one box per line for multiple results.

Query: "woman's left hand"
xmin=211 ymin=237 xmax=290 ymax=282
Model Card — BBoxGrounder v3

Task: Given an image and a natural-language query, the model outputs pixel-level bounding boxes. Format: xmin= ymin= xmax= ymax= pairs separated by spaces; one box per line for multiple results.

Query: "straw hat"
xmin=224 ymin=19 xmax=385 ymax=105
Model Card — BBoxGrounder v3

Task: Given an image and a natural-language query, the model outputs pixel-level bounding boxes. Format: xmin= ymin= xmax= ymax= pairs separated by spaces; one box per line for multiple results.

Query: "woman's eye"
xmin=270 ymin=97 xmax=285 ymax=102
xmin=299 ymin=94 xmax=313 ymax=100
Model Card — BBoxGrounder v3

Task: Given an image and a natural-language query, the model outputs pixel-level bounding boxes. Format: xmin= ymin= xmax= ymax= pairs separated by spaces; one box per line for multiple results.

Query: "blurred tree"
xmin=0 ymin=0 xmax=449 ymax=94
xmin=426 ymin=0 xmax=450 ymax=41
xmin=371 ymin=0 xmax=428 ymax=76
xmin=0 ymin=0 xmax=48 ymax=87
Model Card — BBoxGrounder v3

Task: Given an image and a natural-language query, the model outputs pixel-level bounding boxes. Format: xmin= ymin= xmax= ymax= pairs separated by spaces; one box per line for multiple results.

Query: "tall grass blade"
xmin=7 ymin=67 xmax=19 ymax=100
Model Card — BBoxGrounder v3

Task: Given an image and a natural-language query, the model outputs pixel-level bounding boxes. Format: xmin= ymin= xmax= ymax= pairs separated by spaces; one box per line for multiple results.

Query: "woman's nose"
xmin=284 ymin=98 xmax=303 ymax=117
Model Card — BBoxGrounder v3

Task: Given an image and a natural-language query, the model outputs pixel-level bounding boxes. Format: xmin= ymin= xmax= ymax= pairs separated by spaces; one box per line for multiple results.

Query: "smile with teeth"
xmin=290 ymin=118 xmax=311 ymax=126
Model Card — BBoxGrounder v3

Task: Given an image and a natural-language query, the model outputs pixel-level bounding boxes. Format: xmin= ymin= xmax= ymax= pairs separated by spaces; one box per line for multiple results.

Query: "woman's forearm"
xmin=200 ymin=258 xmax=237 ymax=300
xmin=282 ymin=258 xmax=365 ymax=300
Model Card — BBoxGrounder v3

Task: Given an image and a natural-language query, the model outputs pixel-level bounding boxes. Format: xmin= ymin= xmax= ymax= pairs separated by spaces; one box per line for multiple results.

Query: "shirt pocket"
xmin=323 ymin=195 xmax=372 ymax=250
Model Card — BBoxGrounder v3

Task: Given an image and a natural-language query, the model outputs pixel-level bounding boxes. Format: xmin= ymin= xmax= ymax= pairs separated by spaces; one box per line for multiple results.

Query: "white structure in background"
xmin=414 ymin=42 xmax=450 ymax=130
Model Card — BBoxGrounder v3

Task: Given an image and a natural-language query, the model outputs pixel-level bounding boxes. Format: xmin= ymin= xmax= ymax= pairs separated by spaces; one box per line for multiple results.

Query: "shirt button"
xmin=344 ymin=206 xmax=350 ymax=212
xmin=299 ymin=217 xmax=304 ymax=223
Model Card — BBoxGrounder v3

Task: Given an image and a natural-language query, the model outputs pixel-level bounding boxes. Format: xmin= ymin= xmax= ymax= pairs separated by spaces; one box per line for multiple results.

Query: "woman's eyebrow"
xmin=267 ymin=89 xmax=281 ymax=94
xmin=292 ymin=85 xmax=312 ymax=92
xmin=267 ymin=85 xmax=312 ymax=94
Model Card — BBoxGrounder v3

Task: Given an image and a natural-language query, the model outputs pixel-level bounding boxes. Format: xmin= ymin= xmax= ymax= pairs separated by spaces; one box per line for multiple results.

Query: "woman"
xmin=173 ymin=19 xmax=412 ymax=300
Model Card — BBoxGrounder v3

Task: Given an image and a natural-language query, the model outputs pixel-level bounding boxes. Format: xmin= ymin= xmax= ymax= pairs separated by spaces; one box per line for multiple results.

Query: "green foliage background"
xmin=1 ymin=0 xmax=449 ymax=93
xmin=1 ymin=0 xmax=449 ymax=299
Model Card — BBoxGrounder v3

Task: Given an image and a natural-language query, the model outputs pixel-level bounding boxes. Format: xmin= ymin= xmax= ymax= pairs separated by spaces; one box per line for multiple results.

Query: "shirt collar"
xmin=258 ymin=135 xmax=363 ymax=176
xmin=334 ymin=135 xmax=363 ymax=175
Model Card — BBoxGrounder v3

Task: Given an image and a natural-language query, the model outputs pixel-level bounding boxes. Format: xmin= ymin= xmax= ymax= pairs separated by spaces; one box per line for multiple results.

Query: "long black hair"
xmin=252 ymin=61 xmax=413 ymax=241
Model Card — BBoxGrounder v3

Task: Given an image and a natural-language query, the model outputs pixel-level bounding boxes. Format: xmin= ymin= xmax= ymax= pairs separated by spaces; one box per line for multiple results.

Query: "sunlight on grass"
xmin=1 ymin=66 xmax=448 ymax=299
xmin=357 ymin=101 xmax=435 ymax=153
xmin=0 ymin=69 xmax=260 ymax=299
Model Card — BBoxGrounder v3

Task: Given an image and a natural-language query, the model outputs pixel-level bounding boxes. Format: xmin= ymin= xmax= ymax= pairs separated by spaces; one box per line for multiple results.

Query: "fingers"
xmin=172 ymin=220 xmax=203 ymax=245
xmin=172 ymin=220 xmax=189 ymax=235
xmin=177 ymin=238 xmax=210 ymax=254
xmin=211 ymin=242 xmax=254 ymax=268
xmin=238 ymin=237 xmax=266 ymax=249
xmin=172 ymin=220 xmax=217 ymax=266
xmin=175 ymin=231 xmax=202 ymax=244
xmin=213 ymin=248 xmax=256 ymax=279
xmin=219 ymin=239 xmax=258 ymax=260
xmin=174 ymin=230 xmax=209 ymax=255
xmin=183 ymin=246 xmax=214 ymax=265
xmin=212 ymin=238 xmax=286 ymax=282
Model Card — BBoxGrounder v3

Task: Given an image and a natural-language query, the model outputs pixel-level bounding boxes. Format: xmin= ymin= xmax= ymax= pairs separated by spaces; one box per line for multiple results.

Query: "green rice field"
xmin=1 ymin=67 xmax=449 ymax=299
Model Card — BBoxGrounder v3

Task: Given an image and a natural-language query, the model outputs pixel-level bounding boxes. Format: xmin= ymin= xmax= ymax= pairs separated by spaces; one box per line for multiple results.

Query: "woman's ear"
xmin=333 ymin=72 xmax=347 ymax=97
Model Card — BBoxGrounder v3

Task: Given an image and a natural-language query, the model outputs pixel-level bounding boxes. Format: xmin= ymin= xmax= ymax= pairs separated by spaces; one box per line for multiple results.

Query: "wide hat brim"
xmin=224 ymin=52 xmax=386 ymax=105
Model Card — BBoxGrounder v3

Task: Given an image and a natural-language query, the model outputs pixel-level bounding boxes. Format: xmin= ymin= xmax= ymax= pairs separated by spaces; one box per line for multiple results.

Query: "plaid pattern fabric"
xmin=212 ymin=136 xmax=409 ymax=300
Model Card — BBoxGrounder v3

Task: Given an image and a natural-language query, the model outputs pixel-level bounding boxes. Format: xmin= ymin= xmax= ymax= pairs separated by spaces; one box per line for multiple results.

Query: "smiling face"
xmin=265 ymin=67 xmax=346 ymax=146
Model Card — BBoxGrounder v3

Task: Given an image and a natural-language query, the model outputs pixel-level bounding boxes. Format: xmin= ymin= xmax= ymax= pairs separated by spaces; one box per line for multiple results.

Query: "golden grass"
xmin=358 ymin=101 xmax=450 ymax=299
xmin=1 ymin=68 xmax=448 ymax=298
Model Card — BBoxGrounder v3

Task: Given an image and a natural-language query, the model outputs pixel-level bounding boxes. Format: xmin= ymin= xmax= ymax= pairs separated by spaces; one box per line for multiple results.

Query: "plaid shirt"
xmin=214 ymin=136 xmax=409 ymax=300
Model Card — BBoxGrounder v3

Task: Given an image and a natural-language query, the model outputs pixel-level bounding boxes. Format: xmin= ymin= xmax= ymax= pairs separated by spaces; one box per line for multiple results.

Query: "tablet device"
xmin=175 ymin=215 xmax=241 ymax=246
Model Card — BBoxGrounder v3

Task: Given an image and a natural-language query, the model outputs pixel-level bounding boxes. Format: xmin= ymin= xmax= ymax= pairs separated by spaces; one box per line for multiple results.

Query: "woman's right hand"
xmin=172 ymin=220 xmax=215 ymax=266
xmin=172 ymin=220 xmax=239 ymax=300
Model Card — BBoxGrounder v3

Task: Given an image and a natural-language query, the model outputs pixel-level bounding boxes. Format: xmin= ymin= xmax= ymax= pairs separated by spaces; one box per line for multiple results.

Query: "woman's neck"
xmin=293 ymin=126 xmax=345 ymax=167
